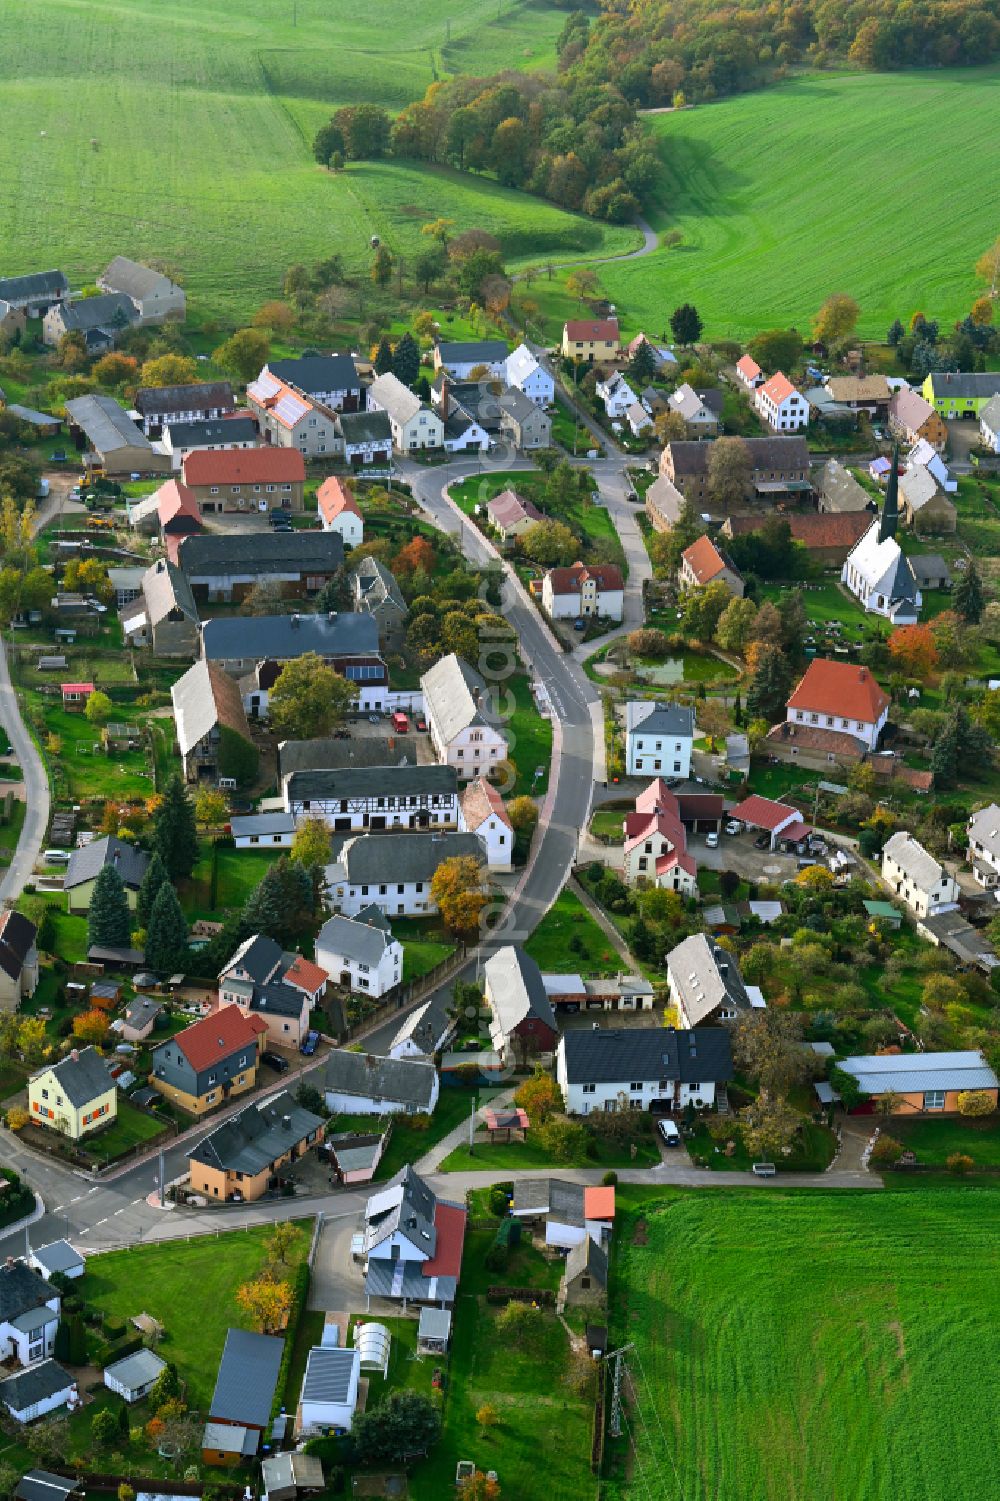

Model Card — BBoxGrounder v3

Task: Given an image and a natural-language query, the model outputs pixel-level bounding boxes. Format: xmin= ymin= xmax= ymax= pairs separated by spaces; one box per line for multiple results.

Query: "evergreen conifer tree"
xmin=88 ymin=864 xmax=132 ymax=949
xmin=145 ymin=884 xmax=190 ymax=973
xmin=152 ymin=775 xmax=199 ymax=879
xmin=136 ymin=850 xmax=170 ymax=928
xmin=955 ymin=560 xmax=984 ymax=624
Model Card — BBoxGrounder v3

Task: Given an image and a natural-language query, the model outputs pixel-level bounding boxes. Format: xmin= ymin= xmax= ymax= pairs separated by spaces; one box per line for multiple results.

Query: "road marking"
xmin=78 ymin=1228 xmax=89 ymax=1236
xmin=87 ymin=1186 xmax=98 ymax=1194
xmin=69 ymin=1195 xmax=83 ymax=1204
xmin=114 ymin=1208 xmax=126 ymax=1216
xmin=53 ymin=1205 xmax=64 ymax=1213
xmin=95 ymin=1218 xmax=107 ymax=1226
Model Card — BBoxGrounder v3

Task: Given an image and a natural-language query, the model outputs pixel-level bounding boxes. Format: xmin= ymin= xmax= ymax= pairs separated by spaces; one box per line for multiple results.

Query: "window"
xmin=923 ymin=1089 xmax=945 ymax=1111
xmin=582 ymin=1083 xmax=596 ymax=1095
xmin=687 ymin=1082 xmax=701 ymax=1092
xmin=630 ymin=1081 xmax=643 ymax=1092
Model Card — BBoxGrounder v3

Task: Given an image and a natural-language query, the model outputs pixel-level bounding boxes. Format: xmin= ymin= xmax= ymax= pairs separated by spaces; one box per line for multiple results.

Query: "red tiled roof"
xmin=656 ymin=849 xmax=697 ymax=878
xmin=759 ymin=371 xmax=797 ymax=404
xmin=788 ymin=659 xmax=890 ymax=723
xmin=624 ymin=808 xmax=687 ymax=857
xmin=780 ymin=819 xmax=811 ymax=843
xmin=546 ymin=561 xmax=624 ymax=595
xmin=765 ymin=722 xmax=865 ymax=758
xmin=564 ymin=318 xmax=620 ymax=342
xmin=737 ymin=354 xmax=761 ymax=380
xmin=727 ymin=512 xmax=871 ymax=551
xmin=423 ymin=1201 xmax=467 ymax=1278
xmin=61 ymin=682 xmax=94 ymax=694
xmin=584 ymin=1185 xmax=616 ymax=1220
xmin=317 ymin=476 xmax=361 ymax=525
xmin=156 ymin=478 xmax=202 ymax=533
xmin=733 ymin=794 xmax=801 ymax=832
xmin=460 ymin=778 xmax=511 ymax=832
xmin=681 ymin=534 xmax=730 ymax=585
xmin=284 ymin=955 xmax=328 ymax=994
xmin=182 ymin=448 xmax=305 ymax=486
xmin=486 ymin=488 xmax=543 ymax=529
xmin=174 ymin=1004 xmax=266 ymax=1072
xmin=635 ymin=779 xmax=680 ymax=815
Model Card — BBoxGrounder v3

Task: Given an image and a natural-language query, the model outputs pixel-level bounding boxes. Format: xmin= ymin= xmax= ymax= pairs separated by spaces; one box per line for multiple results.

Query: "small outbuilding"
xmin=0 ymin=1360 xmax=77 ymax=1424
xmin=28 ymin=1241 xmax=85 ymax=1282
xmin=104 ymin=1347 xmax=167 ymax=1402
xmin=261 ymin=1452 xmax=326 ymax=1501
xmin=417 ymin=1306 xmax=451 ymax=1355
xmin=298 ymin=1344 xmax=360 ymax=1436
xmin=355 ymin=1320 xmax=391 ymax=1377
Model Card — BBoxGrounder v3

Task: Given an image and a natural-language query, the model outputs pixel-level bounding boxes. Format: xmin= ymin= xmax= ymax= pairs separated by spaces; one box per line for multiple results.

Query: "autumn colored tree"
xmin=458 ymin=1473 xmax=501 ymax=1501
xmin=514 ymin=1066 xmax=562 ymax=1122
xmin=738 ymin=1090 xmax=802 ymax=1160
xmin=6 ymin=1105 xmax=29 ymax=1131
xmin=476 ymin=1403 xmax=499 ymax=1429
xmin=507 ymin=796 xmax=539 ymax=834
xmin=888 ymin=624 xmax=938 ymax=679
xmin=957 ymin=1089 xmax=995 ymax=1116
xmin=811 ymin=293 xmax=859 ymax=346
xmin=430 ymin=855 xmax=487 ymax=934
xmin=93 ymin=353 xmax=138 ymax=387
xmin=975 ymin=234 xmax=1000 ymax=298
xmin=268 ymin=654 xmax=353 ymax=740
xmin=235 ymin=1273 xmax=292 ymax=1334
xmin=212 ymin=328 xmax=270 ymax=385
xmin=73 ymin=1009 xmax=109 ymax=1045
xmin=395 ymin=537 xmax=435 ymax=575
xmin=697 ymin=698 xmax=731 ymax=750
xmin=290 ymin=816 xmax=331 ymax=869
xmin=252 ymin=301 xmax=295 ymax=333
xmin=139 ymin=353 xmax=199 ymax=388
xmin=194 ymin=788 xmax=228 ymax=829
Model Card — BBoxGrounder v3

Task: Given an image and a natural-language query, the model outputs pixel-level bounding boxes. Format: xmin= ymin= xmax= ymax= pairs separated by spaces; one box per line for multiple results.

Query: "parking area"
xmin=557 ymin=1007 xmax=663 ymax=1033
xmin=691 ymin=829 xmax=800 ymax=882
xmin=346 ymin=712 xmax=437 ymax=763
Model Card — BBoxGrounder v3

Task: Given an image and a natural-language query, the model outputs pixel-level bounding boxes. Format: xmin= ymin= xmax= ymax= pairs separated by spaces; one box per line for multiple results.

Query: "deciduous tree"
xmin=73 ymin=1009 xmax=109 ymax=1045
xmin=811 ymin=293 xmax=859 ymax=346
xmin=194 ymin=788 xmax=228 ymax=829
xmin=707 ymin=436 xmax=751 ymax=508
xmin=738 ymin=1090 xmax=801 ymax=1161
xmin=514 ymin=1067 xmax=562 ymax=1122
xmin=139 ymin=353 xmax=198 ymax=388
xmin=746 ymin=328 xmax=803 ymax=373
xmin=290 ymin=816 xmax=331 ymax=869
xmin=957 ymin=1089 xmax=995 ymax=1116
xmin=888 ymin=624 xmax=938 ymax=679
xmin=507 ymin=796 xmax=539 ymax=834
xmin=351 ymin=1390 xmax=442 ymax=1465
xmin=430 ymin=855 xmax=486 ymax=934
xmin=268 ymin=654 xmax=353 ymax=740
xmin=235 ymin=1273 xmax=292 ymax=1334
xmin=521 ymin=519 xmax=577 ymax=567
xmin=212 ymin=328 xmax=270 ymax=384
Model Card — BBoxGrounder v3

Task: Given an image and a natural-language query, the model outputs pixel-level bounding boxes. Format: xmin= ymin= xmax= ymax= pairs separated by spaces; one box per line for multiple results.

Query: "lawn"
xmin=0 ymin=798 xmax=25 ymax=854
xmin=891 ymin=1114 xmax=1000 ymax=1168
xmin=524 ymin=885 xmax=622 ymax=975
xmin=330 ymin=1085 xmax=500 ymax=1181
xmin=392 ymin=917 xmax=456 ymax=984
xmin=181 ymin=845 xmax=283 ymax=920
xmin=687 ymin=1117 xmax=838 ymax=1173
xmin=590 ymin=808 xmax=625 ymax=843
xmin=594 ymin=68 xmax=1000 ymax=338
xmin=438 ymin=1126 xmax=660 ymax=1173
xmin=604 ymin=1188 xmax=1000 ymax=1500
xmin=81 ymin=1098 xmax=169 ymax=1167
xmin=506 ymin=671 xmax=553 ymax=797
xmin=20 ymin=693 xmax=156 ymax=801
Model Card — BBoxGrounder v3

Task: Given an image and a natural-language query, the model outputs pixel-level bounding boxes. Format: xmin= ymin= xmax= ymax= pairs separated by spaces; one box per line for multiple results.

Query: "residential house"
xmin=644 ymin=475 xmax=686 ymax=533
xmin=842 ymin=465 xmax=921 ymax=623
xmin=27 ymin=1242 xmax=85 ymax=1283
xmin=979 ymin=393 xmax=1000 ymax=454
xmin=389 ymin=992 xmax=456 ymax=1061
xmin=561 ymin=318 xmax=620 ymax=363
xmin=323 ymin=1051 xmax=439 ymax=1116
xmin=542 ymin=561 xmax=624 ymax=621
xmin=201 ymin=611 xmax=385 ymax=714
xmin=908 ymin=437 xmax=956 ymax=492
xmin=162 ymin=416 xmax=258 ymax=471
xmin=669 ymin=382 xmax=719 ymax=437
xmin=484 ymin=945 xmax=558 ymax=1064
xmin=910 ymin=553 xmax=952 ymax=590
xmin=562 ymin=1239 xmax=608 ymax=1309
xmin=299 ymin=1342 xmax=360 ymax=1436
xmin=666 ymin=935 xmax=755 ymax=1028
xmin=265 ymin=354 xmax=364 ymax=412
xmin=104 ymin=1349 xmax=167 ymax=1403
xmin=621 ymin=779 xmax=697 ymax=895
xmin=28 ymin=1047 xmax=116 ymax=1140
xmin=679 ymin=535 xmax=744 ymax=596
xmin=187 ymin=1091 xmax=325 ymax=1202
xmin=835 ymin=1051 xmax=998 ymax=1116
xmin=367 ymin=373 xmax=443 ymax=452
xmin=317 ymin=477 xmax=363 ymax=546
xmin=245 ymin=371 xmax=340 ymax=458
xmin=661 ymin=436 xmax=810 ymax=508
xmin=817 ymin=459 xmax=872 ymax=514
xmin=98 ymin=257 xmax=185 ymax=323
xmin=181 ymin=448 xmax=306 ymax=514
xmin=0 ymin=909 xmax=38 ymax=1010
xmin=43 ymin=295 xmax=138 ymax=353
xmin=731 ymin=793 xmax=809 ymax=851
xmin=153 ymin=478 xmax=204 ymax=561
xmin=882 ymin=832 xmax=959 ymax=918
xmin=171 ymin=659 xmax=255 ymax=782
xmin=626 ymin=401 xmax=654 ymax=439
xmin=509 ymin=1179 xmax=614 ymax=1250
xmin=899 ymin=466 xmax=957 ymax=533
xmin=0 ymin=270 xmax=68 ymax=316
xmin=284 ymin=763 xmax=458 ymax=832
xmin=120 ymin=559 xmax=200 ymax=657
xmin=436 ymin=382 xmax=490 ymax=454
xmin=888 ymin=386 xmax=948 ymax=451
xmin=625 ymin=700 xmax=695 ymax=779
xmin=420 ymin=653 xmax=509 ymax=780
xmin=60 ymin=681 xmax=94 ymax=711
xmin=205 ymin=1328 xmax=284 ymax=1462
xmin=0 ymin=1364 xmax=76 ymax=1425
xmin=754 ymin=372 xmax=809 ymax=432
xmin=433 ymin=340 xmax=508 ymax=380
xmin=557 ymin=1025 xmax=732 ymax=1115
xmin=966 ymin=803 xmax=1000 ymax=888
xmin=323 ymin=831 xmax=484 ymax=918
xmin=0 ymin=1260 xmax=61 ymax=1366
xmin=230 ymin=813 xmax=295 ymax=848
xmin=217 ymin=934 xmax=321 ymax=1050
xmin=505 ymin=343 xmax=554 ymax=405
xmin=316 ymin=907 xmax=402 ymax=998
xmin=825 ymin=375 xmax=891 ymax=415
xmin=458 ymin=777 xmax=513 ymax=872
xmin=63 ymin=395 xmax=169 ymax=476
xmin=484 ymin=488 xmax=543 ymax=542
xmin=133 ymin=381 xmax=235 ymax=438
xmin=362 ymin=1166 xmax=467 ymax=1308
xmin=177 ymin=530 xmax=343 ymax=604
xmin=497 ymin=387 xmax=552 ymax=450
xmin=107 ymin=566 xmax=145 ymax=606
xmin=64 ymin=835 xmax=148 ymax=914
xmin=922 ymin=370 xmax=1000 ymax=419
xmin=542 ymin=972 xmax=655 ymax=1014
xmin=720 ymin=511 xmax=869 ymax=568
xmin=596 ymin=371 xmax=635 ymax=421
xmin=784 ymin=659 xmax=889 ymax=752
xmin=735 ymin=354 xmax=764 ymax=389
xmin=119 ymin=994 xmax=163 ymax=1043
xmin=337 ymin=409 xmax=394 ymax=470
xmin=353 ymin=556 xmax=408 ymax=651
xmin=150 ymin=1004 xmax=266 ymax=1115
xmin=627 ymin=333 xmax=676 ymax=372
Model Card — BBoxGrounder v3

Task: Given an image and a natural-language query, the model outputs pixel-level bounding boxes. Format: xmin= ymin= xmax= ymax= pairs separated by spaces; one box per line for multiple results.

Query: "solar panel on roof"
xmin=274 ymin=393 xmax=309 ymax=424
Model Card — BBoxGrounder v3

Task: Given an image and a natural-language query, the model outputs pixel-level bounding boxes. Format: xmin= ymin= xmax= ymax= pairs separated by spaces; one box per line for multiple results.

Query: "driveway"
xmin=692 ymin=831 xmax=799 ymax=883
xmin=308 ymin=1210 xmax=367 ymax=1313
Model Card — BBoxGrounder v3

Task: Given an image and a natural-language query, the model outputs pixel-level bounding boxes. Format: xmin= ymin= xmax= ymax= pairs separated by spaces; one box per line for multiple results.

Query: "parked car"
xmin=705 ymin=831 xmax=719 ymax=849
xmin=261 ymin=1051 xmax=289 ymax=1073
xmin=753 ymin=833 xmax=770 ymax=850
xmin=724 ymin=821 xmax=742 ymax=836
xmin=573 ymin=618 xmax=586 ymax=632
xmin=367 ymin=711 xmax=381 ymax=724
xmin=415 ymin=716 xmax=428 ymax=732
xmin=301 ymin=1031 xmax=319 ymax=1056
xmin=658 ymin=1119 xmax=681 ymax=1147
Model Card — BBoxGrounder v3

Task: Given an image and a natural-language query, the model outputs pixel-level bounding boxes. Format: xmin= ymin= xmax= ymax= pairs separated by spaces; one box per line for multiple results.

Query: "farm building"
xmin=63 ymin=395 xmax=170 ymax=476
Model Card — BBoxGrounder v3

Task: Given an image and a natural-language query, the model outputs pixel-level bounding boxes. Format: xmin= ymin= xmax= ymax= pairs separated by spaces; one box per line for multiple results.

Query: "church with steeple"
xmin=841 ymin=448 xmax=921 ymax=623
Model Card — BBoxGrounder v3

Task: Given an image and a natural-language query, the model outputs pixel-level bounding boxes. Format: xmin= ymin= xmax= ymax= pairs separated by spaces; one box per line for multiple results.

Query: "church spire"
xmin=878 ymin=444 xmax=900 ymax=544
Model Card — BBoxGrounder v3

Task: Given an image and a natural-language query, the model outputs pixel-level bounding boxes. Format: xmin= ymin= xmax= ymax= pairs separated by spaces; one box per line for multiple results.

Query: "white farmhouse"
xmin=315 ymin=907 xmax=402 ymax=998
xmin=967 ymin=803 xmax=1000 ymax=889
xmin=504 ymin=343 xmax=554 ymax=406
xmin=882 ymin=832 xmax=960 ymax=918
xmin=596 ymin=372 xmax=636 ymax=420
xmin=285 ymin=764 xmax=459 ymax=832
xmin=785 ymin=658 xmax=890 ymax=753
xmin=458 ymin=778 xmax=514 ymax=872
xmin=367 ymin=373 xmax=443 ymax=453
xmin=556 ymin=1026 xmax=733 ymax=1115
xmin=389 ymin=993 xmax=457 ymax=1061
xmin=323 ymin=830 xmax=485 ymax=918
xmin=317 ymin=477 xmax=364 ymax=546
xmin=420 ymin=653 xmax=509 ymax=781
xmin=541 ymin=562 xmax=624 ymax=622
xmin=754 ymin=372 xmax=810 ymax=432
xmin=625 ymin=701 xmax=695 ymax=779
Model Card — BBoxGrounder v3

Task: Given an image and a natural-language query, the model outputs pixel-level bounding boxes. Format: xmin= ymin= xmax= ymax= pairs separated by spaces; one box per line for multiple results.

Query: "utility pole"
xmin=468 ymin=1091 xmax=477 ymax=1150
xmin=606 ymin=1343 xmax=633 ymax=1438
xmin=158 ymin=1147 xmax=165 ymax=1207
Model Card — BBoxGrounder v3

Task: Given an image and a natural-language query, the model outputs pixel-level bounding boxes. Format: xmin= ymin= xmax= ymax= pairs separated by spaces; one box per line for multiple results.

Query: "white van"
xmin=658 ymin=1119 xmax=681 ymax=1148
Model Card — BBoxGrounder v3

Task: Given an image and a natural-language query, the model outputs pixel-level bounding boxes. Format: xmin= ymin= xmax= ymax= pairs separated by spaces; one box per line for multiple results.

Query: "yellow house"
xmin=29 ymin=1046 xmax=117 ymax=1140
xmin=561 ymin=317 xmax=621 ymax=364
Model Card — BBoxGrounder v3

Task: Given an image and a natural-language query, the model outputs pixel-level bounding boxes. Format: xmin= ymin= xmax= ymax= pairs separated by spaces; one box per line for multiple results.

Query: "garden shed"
xmin=104 ymin=1347 xmax=167 ymax=1402
xmin=417 ymin=1306 xmax=451 ymax=1354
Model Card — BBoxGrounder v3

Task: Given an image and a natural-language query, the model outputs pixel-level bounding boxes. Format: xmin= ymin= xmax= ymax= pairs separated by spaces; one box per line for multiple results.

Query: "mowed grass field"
xmin=0 ymin=0 xmax=636 ymax=320
xmin=606 ymin=1189 xmax=1000 ymax=1501
xmin=597 ymin=68 xmax=1000 ymax=339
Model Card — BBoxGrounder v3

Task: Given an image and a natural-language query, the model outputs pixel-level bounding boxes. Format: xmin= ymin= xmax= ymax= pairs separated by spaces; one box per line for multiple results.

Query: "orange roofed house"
xmin=736 ymin=353 xmax=764 ymax=390
xmin=181 ymin=449 xmax=306 ymax=515
xmin=679 ymin=535 xmax=745 ymax=597
xmin=149 ymin=1004 xmax=266 ymax=1116
xmin=541 ymin=561 xmax=624 ymax=621
xmin=317 ymin=477 xmax=363 ymax=547
xmin=561 ymin=317 xmax=620 ymax=363
xmin=753 ymin=371 xmax=810 ymax=432
xmin=780 ymin=658 xmax=889 ymax=756
xmin=245 ymin=370 xmax=340 ymax=459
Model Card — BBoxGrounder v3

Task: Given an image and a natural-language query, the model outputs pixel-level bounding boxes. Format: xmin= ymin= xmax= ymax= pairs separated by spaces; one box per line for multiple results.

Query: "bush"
xmin=946 ymin=1152 xmax=974 ymax=1176
xmin=956 ymin=1089 xmax=994 ymax=1117
xmin=870 ymin=1135 xmax=904 ymax=1166
xmin=488 ymin=1185 xmax=510 ymax=1217
xmin=601 ymin=1170 xmax=618 ymax=1186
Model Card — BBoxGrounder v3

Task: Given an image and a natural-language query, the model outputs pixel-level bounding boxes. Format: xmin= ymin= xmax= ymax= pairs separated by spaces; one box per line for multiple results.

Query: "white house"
xmin=362 ymin=1166 xmax=466 ymax=1308
xmin=785 ymin=658 xmax=890 ymax=753
xmin=323 ymin=830 xmax=485 ymax=919
xmin=754 ymin=372 xmax=810 ymax=432
xmin=0 ymin=1262 xmax=60 ymax=1368
xmin=285 ymin=764 xmax=459 ymax=832
xmin=736 ymin=354 xmax=764 ymax=390
xmin=621 ymin=781 xmax=697 ymax=895
xmin=315 ymin=907 xmax=402 ymax=999
xmin=323 ymin=1050 xmax=439 ymax=1116
xmin=420 ymin=653 xmax=509 ymax=781
xmin=389 ymin=993 xmax=456 ymax=1062
xmin=842 ymin=469 xmax=921 ymax=623
xmin=317 ymin=477 xmax=364 ymax=546
xmin=625 ymin=701 xmax=695 ymax=779
xmin=666 ymin=934 xmax=755 ymax=1028
xmin=0 ymin=1362 xmax=77 ymax=1425
xmin=596 ymin=372 xmax=636 ymax=420
xmin=504 ymin=343 xmax=554 ymax=406
xmin=980 ymin=395 xmax=1000 ymax=455
xmin=299 ymin=1341 xmax=360 ymax=1436
xmin=556 ymin=1026 xmax=733 ymax=1116
xmin=230 ymin=813 xmax=296 ymax=849
xmin=367 ymin=373 xmax=444 ymax=453
xmin=626 ymin=401 xmax=654 ymax=438
xmin=882 ymin=832 xmax=960 ymax=918
xmin=104 ymin=1349 xmax=167 ymax=1403
xmin=458 ymin=778 xmax=513 ymax=872
xmin=433 ymin=339 xmax=508 ymax=381
xmin=908 ymin=438 xmax=957 ymax=492
xmin=541 ymin=561 xmax=624 ymax=622
xmin=967 ymin=803 xmax=1000 ymax=889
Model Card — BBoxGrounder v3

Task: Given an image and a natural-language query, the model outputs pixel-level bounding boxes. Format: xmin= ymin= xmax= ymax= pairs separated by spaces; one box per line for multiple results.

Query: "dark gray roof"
xmin=64 ymin=834 xmax=149 ymax=892
xmin=365 ymin=1165 xmax=438 ymax=1253
xmin=60 ymin=294 xmax=136 ymax=333
xmin=338 ymin=409 xmax=392 ymax=445
xmin=566 ymin=1236 xmax=607 ymax=1289
xmin=390 ymin=993 xmax=454 ymax=1053
xmin=178 ymin=531 xmax=344 ymax=580
xmin=498 ymin=387 xmax=544 ymax=425
xmin=364 ymin=1259 xmax=456 ymax=1303
xmin=252 ymin=980 xmax=308 ymax=1019
xmin=333 ymin=830 xmax=483 ymax=886
xmin=288 ymin=763 xmax=456 ymax=804
xmin=666 ymin=935 xmax=751 ymax=1025
xmin=39 ymin=1046 xmax=114 ymax=1109
xmin=123 ymin=995 xmax=162 ymax=1031
xmin=512 ymin=1177 xmax=585 ymax=1225
xmin=627 ymin=701 xmax=695 ymax=739
xmin=437 ymin=340 xmax=508 ymax=365
xmin=202 ymin=610 xmax=378 ymax=663
xmin=0 ymin=1260 xmax=54 ymax=1323
xmin=317 ymin=911 xmax=396 ymax=968
xmin=0 ymin=1361 xmax=74 ymax=1413
xmin=268 ymin=354 xmax=361 ymax=395
xmin=209 ymin=1327 xmax=284 ymax=1427
xmin=278 ymin=736 xmax=416 ymax=779
xmin=230 ymin=813 xmax=296 ymax=838
xmin=302 ymin=1345 xmax=358 ymax=1404
xmin=560 ymin=1026 xmax=733 ymax=1086
xmin=165 ymin=416 xmax=258 ymax=448
xmin=667 ymin=435 xmax=809 ymax=477
xmin=15 ymin=1473 xmax=79 ymax=1501
xmin=927 ymin=372 xmax=1000 ymax=401
xmin=30 ymin=1240 xmax=85 ymax=1277
xmin=135 ymin=381 xmax=234 ymax=416
xmin=0 ymin=270 xmax=67 ymax=303
xmin=325 ymin=1050 xmax=437 ymax=1110
xmin=64 ymin=395 xmax=151 ymax=455
xmin=909 ymin=553 xmax=952 ymax=584
xmin=0 ymin=909 xmax=37 ymax=981
xmin=189 ymin=1091 xmax=323 ymax=1177
xmin=484 ymin=945 xmax=556 ymax=1036
xmin=223 ymin=933 xmax=284 ymax=985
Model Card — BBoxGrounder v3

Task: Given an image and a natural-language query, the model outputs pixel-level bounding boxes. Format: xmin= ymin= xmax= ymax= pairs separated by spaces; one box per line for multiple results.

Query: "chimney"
xmin=440 ymin=377 xmax=450 ymax=421
xmin=70 ymin=1048 xmax=79 ymax=1062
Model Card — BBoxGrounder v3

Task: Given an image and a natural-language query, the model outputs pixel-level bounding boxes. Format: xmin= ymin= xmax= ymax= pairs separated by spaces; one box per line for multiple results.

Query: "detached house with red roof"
xmin=754 ymin=371 xmax=810 ymax=432
xmin=363 ymin=1166 xmax=466 ymax=1310
xmin=736 ymin=354 xmax=764 ymax=390
xmin=679 ymin=536 xmax=744 ymax=597
xmin=181 ymin=449 xmax=306 ymax=514
xmin=561 ymin=317 xmax=620 ymax=363
xmin=316 ymin=477 xmax=363 ymax=547
xmin=150 ymin=1004 xmax=267 ymax=1116
xmin=784 ymin=658 xmax=890 ymax=753
xmin=541 ymin=561 xmax=624 ymax=621
xmin=458 ymin=777 xmax=514 ymax=872
xmin=622 ymin=779 xmax=698 ymax=895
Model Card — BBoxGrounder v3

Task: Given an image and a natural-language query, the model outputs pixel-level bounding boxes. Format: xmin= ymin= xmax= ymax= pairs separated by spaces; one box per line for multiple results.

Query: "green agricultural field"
xmin=0 ymin=0 xmax=635 ymax=321
xmin=605 ymin=1189 xmax=1000 ymax=1501
xmin=595 ymin=68 xmax=1000 ymax=339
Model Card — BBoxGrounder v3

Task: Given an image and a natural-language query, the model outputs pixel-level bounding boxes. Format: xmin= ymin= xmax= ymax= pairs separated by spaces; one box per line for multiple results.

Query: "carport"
xmin=732 ymin=794 xmax=810 ymax=851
